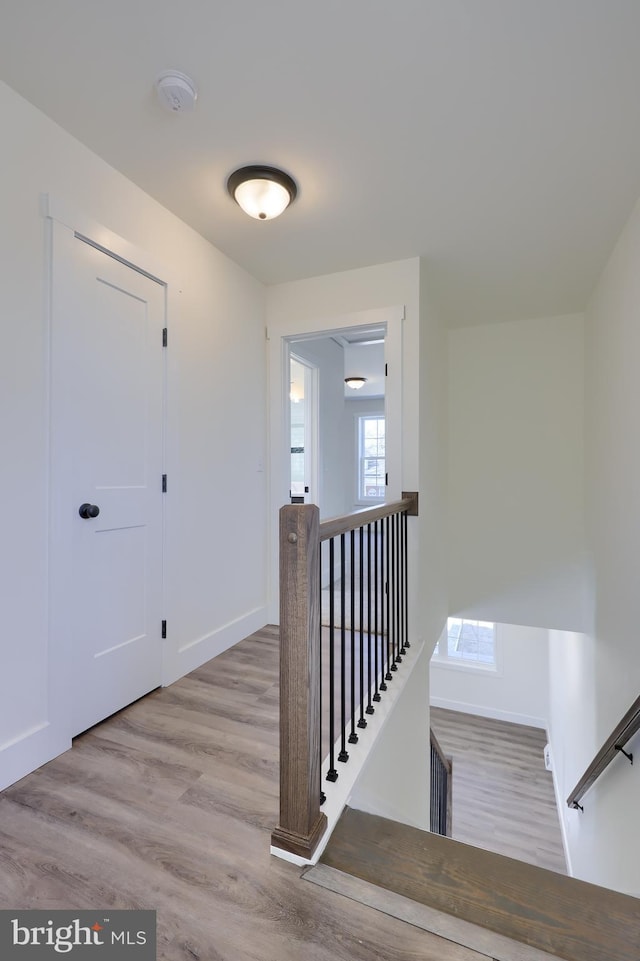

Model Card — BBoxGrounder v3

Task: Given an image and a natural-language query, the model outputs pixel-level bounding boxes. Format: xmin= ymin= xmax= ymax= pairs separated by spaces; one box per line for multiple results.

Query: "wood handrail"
xmin=430 ymin=727 xmax=452 ymax=777
xmin=319 ymin=491 xmax=418 ymax=541
xmin=566 ymin=693 xmax=640 ymax=810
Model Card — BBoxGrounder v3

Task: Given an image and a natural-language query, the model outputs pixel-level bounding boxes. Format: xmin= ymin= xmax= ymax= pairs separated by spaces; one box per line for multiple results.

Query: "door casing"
xmin=47 ymin=202 xmax=168 ymax=742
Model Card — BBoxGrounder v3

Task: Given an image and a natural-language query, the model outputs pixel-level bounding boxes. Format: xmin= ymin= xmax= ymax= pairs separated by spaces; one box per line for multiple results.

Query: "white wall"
xmin=0 ymin=80 xmax=268 ymax=788
xmin=447 ymin=313 xmax=586 ymax=632
xmin=349 ymin=640 xmax=431 ymax=830
xmin=418 ymin=261 xmax=449 ymax=650
xmin=431 ymin=623 xmax=549 ymax=729
xmin=545 ymin=192 xmax=640 ymax=898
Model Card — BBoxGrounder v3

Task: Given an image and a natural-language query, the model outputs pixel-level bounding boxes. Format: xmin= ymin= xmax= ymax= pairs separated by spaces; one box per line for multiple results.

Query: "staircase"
xmin=307 ymin=806 xmax=639 ymax=961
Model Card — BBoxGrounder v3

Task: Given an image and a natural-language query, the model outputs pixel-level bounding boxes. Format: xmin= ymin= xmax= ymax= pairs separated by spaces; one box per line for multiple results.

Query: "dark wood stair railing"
xmin=566 ymin=692 xmax=640 ymax=812
xmin=271 ymin=493 xmax=418 ymax=861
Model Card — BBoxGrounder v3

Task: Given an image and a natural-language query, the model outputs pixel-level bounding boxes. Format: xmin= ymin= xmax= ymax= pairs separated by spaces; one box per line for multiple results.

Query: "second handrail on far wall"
xmin=566 ymin=693 xmax=640 ymax=811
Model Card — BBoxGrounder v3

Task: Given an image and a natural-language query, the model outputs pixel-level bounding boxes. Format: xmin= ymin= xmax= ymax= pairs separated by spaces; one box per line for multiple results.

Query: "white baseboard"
xmin=0 ymin=722 xmax=70 ymax=792
xmin=429 ymin=696 xmax=547 ymax=730
xmin=0 ymin=608 xmax=269 ymax=792
xmin=546 ymin=736 xmax=574 ymax=877
xmin=162 ymin=605 xmax=268 ymax=686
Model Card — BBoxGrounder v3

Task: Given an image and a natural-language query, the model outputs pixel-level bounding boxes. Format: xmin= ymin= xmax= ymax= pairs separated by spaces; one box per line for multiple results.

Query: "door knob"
xmin=78 ymin=503 xmax=100 ymax=519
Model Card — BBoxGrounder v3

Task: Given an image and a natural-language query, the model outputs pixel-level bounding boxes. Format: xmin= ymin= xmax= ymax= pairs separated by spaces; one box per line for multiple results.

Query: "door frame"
xmin=45 ymin=195 xmax=169 ymax=746
xmin=267 ymin=305 xmax=404 ymax=622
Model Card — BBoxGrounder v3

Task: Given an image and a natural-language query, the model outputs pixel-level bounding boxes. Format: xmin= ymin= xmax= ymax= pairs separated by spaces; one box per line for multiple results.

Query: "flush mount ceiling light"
xmin=345 ymin=377 xmax=367 ymax=390
xmin=227 ymin=165 xmax=297 ymax=220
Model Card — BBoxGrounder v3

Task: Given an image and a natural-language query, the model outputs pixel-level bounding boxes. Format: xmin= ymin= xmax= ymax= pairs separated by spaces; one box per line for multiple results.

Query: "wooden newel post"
xmin=271 ymin=504 xmax=328 ymax=859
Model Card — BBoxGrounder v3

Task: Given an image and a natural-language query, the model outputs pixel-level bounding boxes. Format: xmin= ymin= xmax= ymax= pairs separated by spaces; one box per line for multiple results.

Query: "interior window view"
xmin=3 ymin=6 xmax=640 ymax=961
xmin=432 ymin=618 xmax=497 ymax=667
xmin=358 ymin=415 xmax=385 ymax=501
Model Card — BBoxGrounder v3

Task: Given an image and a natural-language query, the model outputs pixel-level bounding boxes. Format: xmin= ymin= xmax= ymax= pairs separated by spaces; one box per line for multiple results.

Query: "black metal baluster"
xmin=348 ymin=529 xmax=358 ymax=745
xmin=400 ymin=513 xmax=405 ymax=656
xmin=338 ymin=533 xmax=349 ymax=762
xmin=384 ymin=514 xmax=392 ymax=682
xmin=399 ymin=511 xmax=405 ymax=655
xmin=430 ymin=743 xmax=436 ymax=832
xmin=373 ymin=519 xmax=381 ymax=703
xmin=319 ymin=546 xmax=326 ymax=805
xmin=394 ymin=513 xmax=402 ymax=665
xmin=400 ymin=511 xmax=409 ymax=654
xmin=366 ymin=522 xmax=374 ymax=715
xmin=430 ymin=737 xmax=450 ymax=835
xmin=326 ymin=537 xmax=338 ymax=782
xmin=403 ymin=511 xmax=410 ymax=650
xmin=380 ymin=518 xmax=389 ymax=691
xmin=390 ymin=512 xmax=398 ymax=671
xmin=358 ymin=525 xmax=367 ymax=728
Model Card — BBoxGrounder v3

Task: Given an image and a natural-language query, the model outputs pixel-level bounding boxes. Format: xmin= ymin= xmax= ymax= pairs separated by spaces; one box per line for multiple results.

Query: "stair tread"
xmin=305 ymin=863 xmax=563 ymax=961
xmin=321 ymin=807 xmax=640 ymax=961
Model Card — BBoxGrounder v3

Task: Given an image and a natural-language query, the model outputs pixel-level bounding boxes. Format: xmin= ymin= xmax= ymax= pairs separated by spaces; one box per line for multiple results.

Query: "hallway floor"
xmin=1 ymin=626 xmax=488 ymax=961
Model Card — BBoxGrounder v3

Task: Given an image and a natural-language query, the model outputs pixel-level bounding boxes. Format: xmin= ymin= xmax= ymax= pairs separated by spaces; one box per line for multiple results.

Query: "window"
xmin=432 ymin=618 xmax=497 ymax=669
xmin=358 ymin=415 xmax=385 ymax=502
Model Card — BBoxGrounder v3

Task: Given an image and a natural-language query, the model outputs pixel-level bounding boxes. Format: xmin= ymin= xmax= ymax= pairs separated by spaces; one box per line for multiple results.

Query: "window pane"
xmin=432 ymin=618 xmax=496 ymax=667
xmin=358 ymin=415 xmax=385 ymax=500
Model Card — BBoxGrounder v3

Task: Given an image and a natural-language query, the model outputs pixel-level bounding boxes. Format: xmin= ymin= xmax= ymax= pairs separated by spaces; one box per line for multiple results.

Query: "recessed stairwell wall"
xmin=556 ymin=188 xmax=640 ymax=899
xmin=431 ymin=622 xmax=550 ymax=730
xmin=443 ymin=212 xmax=640 ymax=897
xmin=447 ymin=312 xmax=587 ymax=634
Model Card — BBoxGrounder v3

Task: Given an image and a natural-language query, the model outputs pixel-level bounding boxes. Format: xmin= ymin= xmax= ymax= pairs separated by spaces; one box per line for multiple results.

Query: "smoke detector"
xmin=155 ymin=70 xmax=197 ymax=113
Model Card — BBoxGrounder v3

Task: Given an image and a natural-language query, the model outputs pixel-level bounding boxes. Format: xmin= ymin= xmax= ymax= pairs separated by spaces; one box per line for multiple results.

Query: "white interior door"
xmin=289 ymin=354 xmax=318 ymax=505
xmin=51 ymin=224 xmax=165 ymax=736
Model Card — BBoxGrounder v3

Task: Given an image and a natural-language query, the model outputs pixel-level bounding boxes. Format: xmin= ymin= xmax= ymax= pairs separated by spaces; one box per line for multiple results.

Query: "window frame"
xmin=355 ymin=412 xmax=386 ymax=506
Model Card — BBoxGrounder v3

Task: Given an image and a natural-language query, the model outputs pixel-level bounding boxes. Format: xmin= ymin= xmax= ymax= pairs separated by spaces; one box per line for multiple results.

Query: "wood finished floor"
xmin=1 ymin=626 xmax=488 ymax=961
xmin=430 ymin=706 xmax=567 ymax=873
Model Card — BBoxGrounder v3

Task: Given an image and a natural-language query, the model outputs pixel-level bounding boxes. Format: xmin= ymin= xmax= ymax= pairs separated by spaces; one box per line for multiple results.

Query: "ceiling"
xmin=3 ymin=1 xmax=640 ymax=326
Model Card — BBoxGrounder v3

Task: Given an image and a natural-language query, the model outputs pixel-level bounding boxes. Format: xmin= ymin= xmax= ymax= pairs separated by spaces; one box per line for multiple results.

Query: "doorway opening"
xmin=286 ymin=325 xmax=386 ymax=520
xmin=289 ymin=354 xmax=318 ymax=505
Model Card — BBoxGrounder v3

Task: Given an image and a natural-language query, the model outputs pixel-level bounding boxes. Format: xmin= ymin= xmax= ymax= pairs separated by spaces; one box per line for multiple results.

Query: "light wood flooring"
xmin=1 ymin=626 xmax=490 ymax=961
xmin=430 ymin=706 xmax=567 ymax=873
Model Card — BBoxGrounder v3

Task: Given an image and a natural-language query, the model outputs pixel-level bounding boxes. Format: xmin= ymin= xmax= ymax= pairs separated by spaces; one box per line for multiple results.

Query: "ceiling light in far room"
xmin=155 ymin=70 xmax=198 ymax=113
xmin=227 ymin=165 xmax=297 ymax=220
xmin=345 ymin=377 xmax=367 ymax=390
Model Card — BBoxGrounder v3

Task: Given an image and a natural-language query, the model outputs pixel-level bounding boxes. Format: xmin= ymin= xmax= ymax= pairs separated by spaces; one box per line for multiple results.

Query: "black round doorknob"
xmin=78 ymin=503 xmax=100 ymax=519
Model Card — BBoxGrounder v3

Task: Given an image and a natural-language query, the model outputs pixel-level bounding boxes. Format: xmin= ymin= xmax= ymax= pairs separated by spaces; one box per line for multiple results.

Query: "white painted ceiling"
xmin=3 ymin=1 xmax=640 ymax=326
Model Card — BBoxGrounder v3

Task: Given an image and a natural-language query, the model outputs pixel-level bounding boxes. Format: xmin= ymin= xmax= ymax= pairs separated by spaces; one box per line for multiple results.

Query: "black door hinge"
xmin=161 ymin=620 xmax=167 ymax=639
xmin=162 ymin=328 xmax=168 ymax=347
xmin=162 ymin=474 xmax=167 ymax=492
xmin=385 ymin=363 xmax=388 ymax=376
xmin=385 ymin=472 xmax=389 ymax=486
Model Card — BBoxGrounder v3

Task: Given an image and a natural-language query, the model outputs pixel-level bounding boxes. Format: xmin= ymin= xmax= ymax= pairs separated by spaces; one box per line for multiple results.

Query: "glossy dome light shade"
xmin=227 ymin=165 xmax=298 ymax=220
